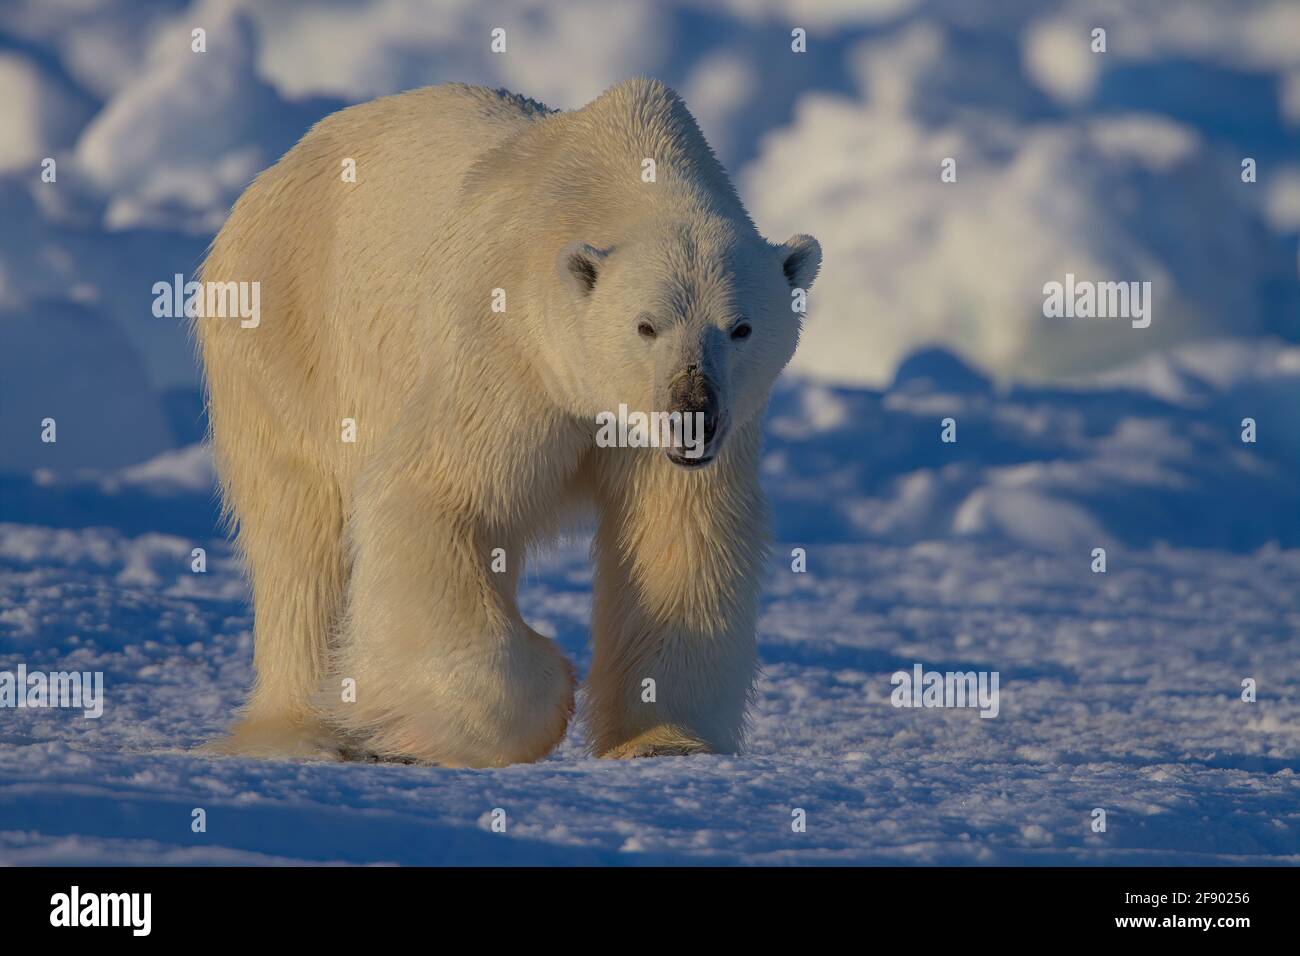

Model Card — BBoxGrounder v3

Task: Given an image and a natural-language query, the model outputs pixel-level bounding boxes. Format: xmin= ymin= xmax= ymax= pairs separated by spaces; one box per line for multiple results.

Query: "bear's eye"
xmin=638 ymin=321 xmax=657 ymax=340
xmin=730 ymin=322 xmax=752 ymax=341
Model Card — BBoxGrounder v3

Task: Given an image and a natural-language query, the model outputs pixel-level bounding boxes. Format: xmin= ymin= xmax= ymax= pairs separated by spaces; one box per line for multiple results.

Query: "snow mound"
xmin=764 ymin=339 xmax=1300 ymax=551
xmin=0 ymin=301 xmax=174 ymax=472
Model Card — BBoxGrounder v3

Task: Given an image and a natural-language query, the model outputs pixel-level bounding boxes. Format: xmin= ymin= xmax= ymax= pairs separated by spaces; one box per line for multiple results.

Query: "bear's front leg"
xmin=586 ymin=421 xmax=770 ymax=758
xmin=321 ymin=479 xmax=575 ymax=768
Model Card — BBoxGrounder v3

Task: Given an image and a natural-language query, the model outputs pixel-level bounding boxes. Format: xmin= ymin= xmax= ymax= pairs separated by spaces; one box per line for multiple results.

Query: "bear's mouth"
xmin=665 ymin=450 xmax=714 ymax=469
xmin=664 ymin=420 xmax=725 ymax=469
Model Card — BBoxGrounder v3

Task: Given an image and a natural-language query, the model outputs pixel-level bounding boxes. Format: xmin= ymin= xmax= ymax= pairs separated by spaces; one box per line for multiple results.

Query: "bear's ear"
xmin=779 ymin=234 xmax=822 ymax=291
xmin=556 ymin=242 xmax=608 ymax=298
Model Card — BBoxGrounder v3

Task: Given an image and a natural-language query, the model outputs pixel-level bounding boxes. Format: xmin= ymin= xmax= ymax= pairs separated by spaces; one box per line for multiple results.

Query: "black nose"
xmin=671 ymin=369 xmax=719 ymax=444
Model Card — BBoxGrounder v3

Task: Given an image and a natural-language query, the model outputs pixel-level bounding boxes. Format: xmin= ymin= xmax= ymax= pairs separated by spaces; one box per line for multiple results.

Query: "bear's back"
xmin=198 ymin=84 xmax=553 ymax=424
xmin=205 ymin=83 xmax=553 ymax=288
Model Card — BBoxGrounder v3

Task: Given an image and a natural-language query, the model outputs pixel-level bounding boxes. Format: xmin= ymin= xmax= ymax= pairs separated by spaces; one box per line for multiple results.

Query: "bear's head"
xmin=556 ymin=216 xmax=820 ymax=468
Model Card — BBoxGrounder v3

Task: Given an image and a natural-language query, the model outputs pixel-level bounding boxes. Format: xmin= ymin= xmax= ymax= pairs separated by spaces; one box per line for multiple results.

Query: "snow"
xmin=108 ymin=445 xmax=217 ymax=496
xmin=1 ymin=530 xmax=1296 ymax=865
xmin=741 ymin=25 xmax=1292 ymax=385
xmin=0 ymin=301 xmax=176 ymax=471
xmin=73 ymin=9 xmax=316 ymax=236
xmin=763 ymin=341 xmax=1300 ymax=552
xmin=0 ymin=52 xmax=95 ymax=174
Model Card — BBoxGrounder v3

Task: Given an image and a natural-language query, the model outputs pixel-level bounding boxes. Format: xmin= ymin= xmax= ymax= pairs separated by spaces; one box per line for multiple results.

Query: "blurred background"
xmin=2 ymin=0 xmax=1298 ymax=548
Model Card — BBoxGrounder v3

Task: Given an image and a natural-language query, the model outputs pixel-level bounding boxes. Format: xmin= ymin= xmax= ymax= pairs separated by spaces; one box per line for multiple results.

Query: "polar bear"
xmin=197 ymin=79 xmax=820 ymax=767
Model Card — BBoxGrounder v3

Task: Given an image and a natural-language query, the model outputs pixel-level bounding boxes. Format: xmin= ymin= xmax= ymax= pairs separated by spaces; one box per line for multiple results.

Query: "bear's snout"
xmin=666 ymin=365 xmax=723 ymax=468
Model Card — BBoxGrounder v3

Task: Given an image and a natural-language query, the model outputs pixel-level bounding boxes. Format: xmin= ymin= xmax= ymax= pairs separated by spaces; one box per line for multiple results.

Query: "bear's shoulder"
xmin=304 ymin=83 xmax=555 ymax=144
xmin=481 ymin=87 xmax=557 ymax=119
xmin=420 ymin=83 xmax=558 ymax=121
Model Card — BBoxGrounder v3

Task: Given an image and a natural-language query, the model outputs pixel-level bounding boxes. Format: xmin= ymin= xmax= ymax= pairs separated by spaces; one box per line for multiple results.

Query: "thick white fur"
xmin=196 ymin=79 xmax=820 ymax=767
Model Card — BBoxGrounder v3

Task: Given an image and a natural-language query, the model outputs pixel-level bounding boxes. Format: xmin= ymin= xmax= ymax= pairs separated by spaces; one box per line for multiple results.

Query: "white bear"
xmin=196 ymin=79 xmax=820 ymax=767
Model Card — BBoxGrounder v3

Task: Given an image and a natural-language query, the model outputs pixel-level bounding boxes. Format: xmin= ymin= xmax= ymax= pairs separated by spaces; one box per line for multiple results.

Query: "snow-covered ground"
xmin=2 ymin=345 xmax=1296 ymax=865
